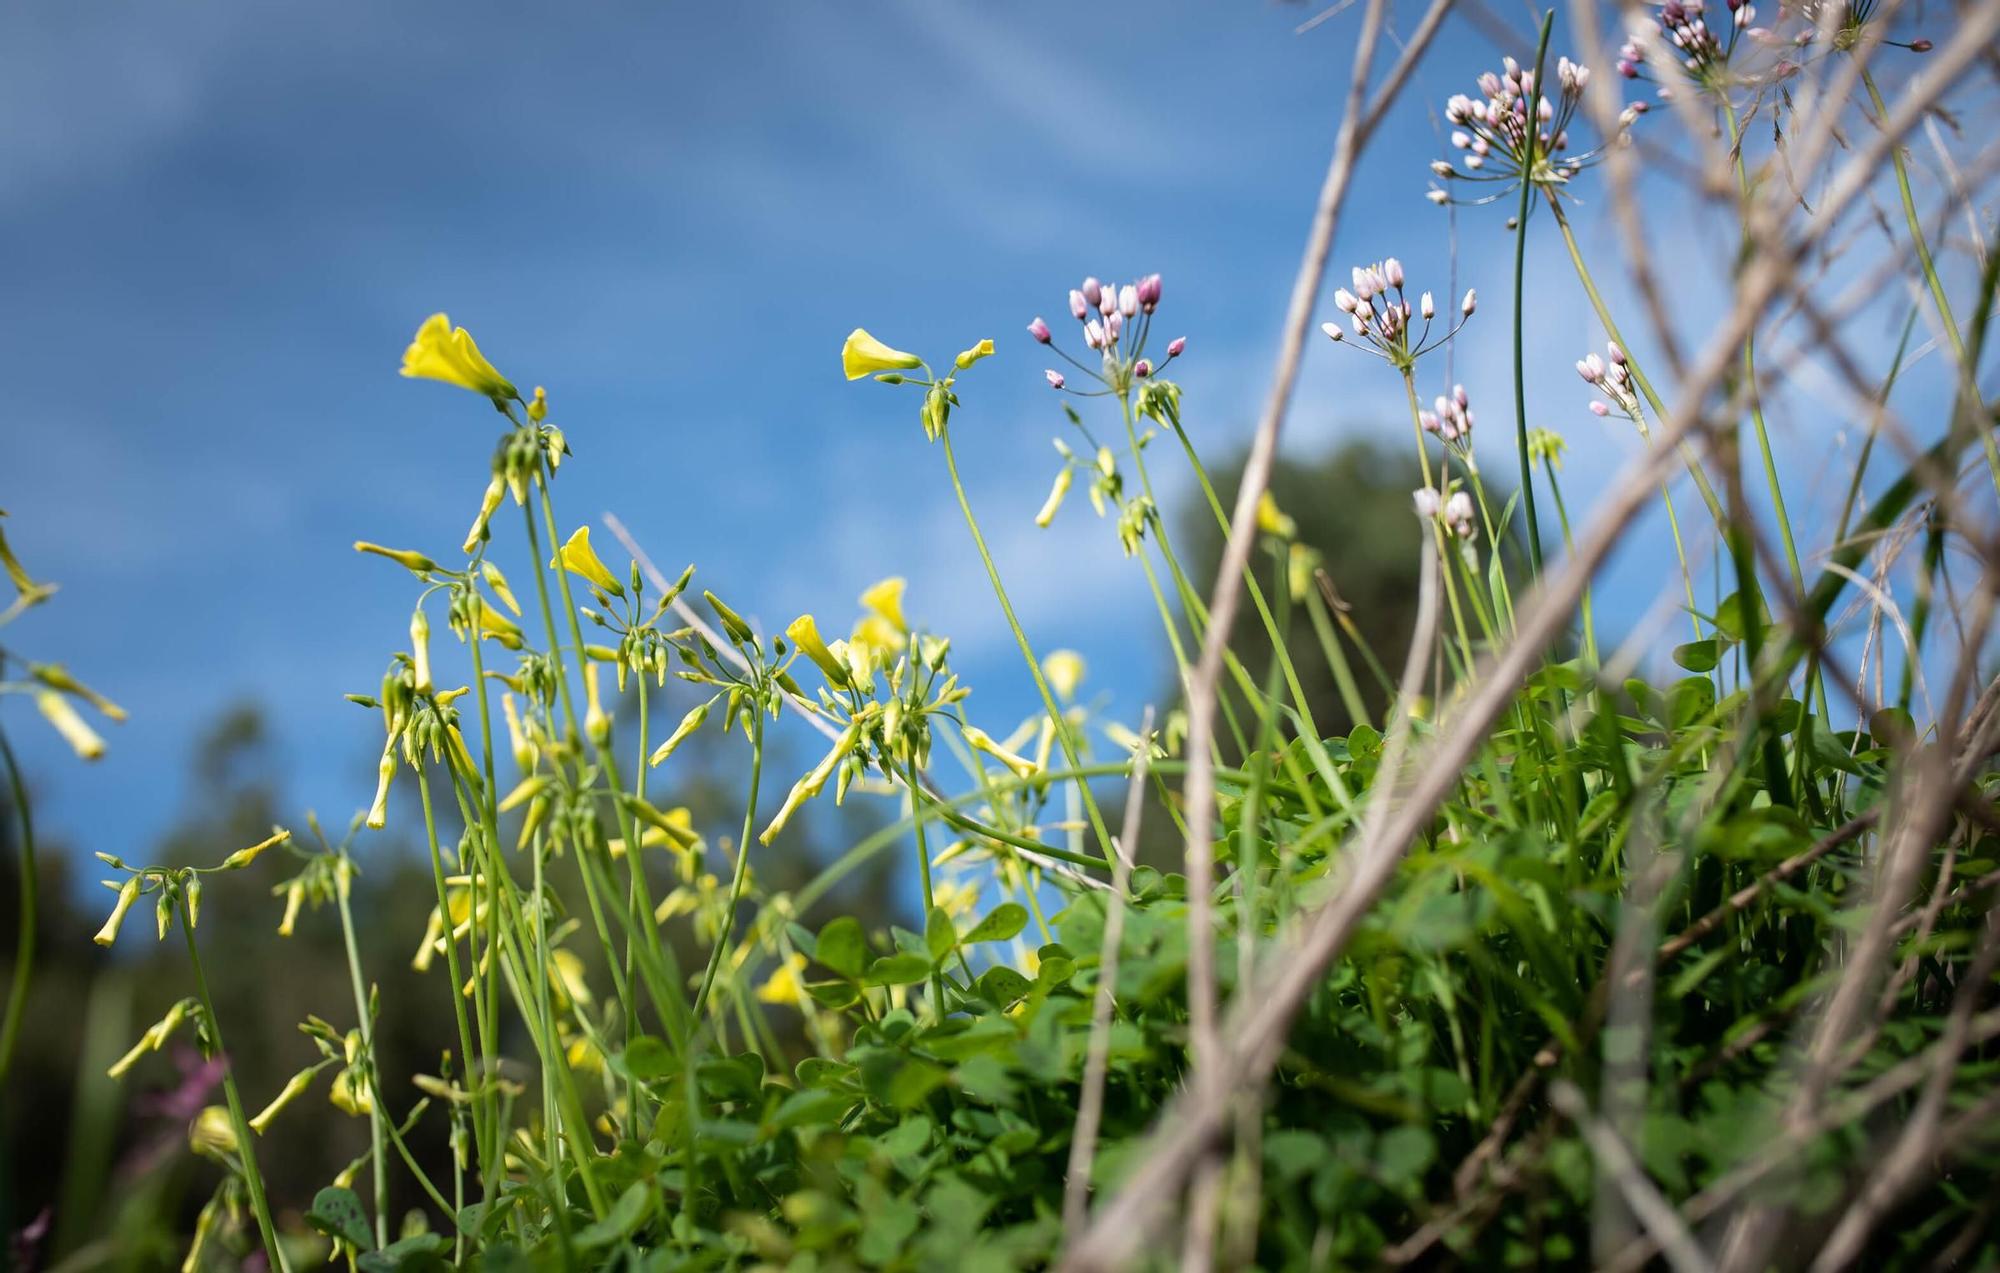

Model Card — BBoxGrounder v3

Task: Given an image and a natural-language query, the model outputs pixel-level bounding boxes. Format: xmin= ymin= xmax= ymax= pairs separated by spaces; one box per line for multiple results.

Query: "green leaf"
xmin=816 ymin=915 xmax=867 ymax=979
xmin=964 ymin=903 xmax=1028 ymax=944
xmin=620 ymin=1034 xmax=673 ymax=1081
xmin=976 ymin=966 xmax=1033 ymax=1007
xmin=1672 ymin=639 xmax=1720 ymax=672
xmin=573 ymin=1181 xmax=654 ymax=1251
xmin=926 ymin=906 xmax=958 ymax=961
xmin=306 ymin=1185 xmax=373 ymax=1251
xmin=804 ymin=978 xmax=861 ymax=1008
xmin=357 ymin=1234 xmax=448 ymax=1273
xmin=864 ymin=952 xmax=933 ymax=986
xmin=768 ymin=1088 xmax=856 ymax=1131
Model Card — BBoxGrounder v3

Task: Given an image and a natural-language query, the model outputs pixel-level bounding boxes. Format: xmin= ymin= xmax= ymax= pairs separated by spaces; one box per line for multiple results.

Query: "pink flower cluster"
xmin=1030 ymin=274 xmax=1184 ymax=393
xmin=1428 ymin=55 xmax=1644 ymax=205
xmin=1413 ymin=487 xmax=1478 ymax=539
xmin=1320 ymin=258 xmax=1474 ymax=366
xmin=1576 ymin=341 xmax=1640 ymax=420
xmin=1617 ymin=0 xmax=1758 ymax=85
xmin=1419 ymin=384 xmax=1476 ymax=445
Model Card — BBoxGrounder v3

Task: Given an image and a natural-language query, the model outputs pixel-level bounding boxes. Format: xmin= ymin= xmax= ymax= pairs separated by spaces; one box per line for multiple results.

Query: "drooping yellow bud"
xmin=477 ymin=599 xmax=523 ymax=649
xmin=648 ymin=699 xmax=712 ymax=767
xmin=249 ymin=1066 xmax=321 ymax=1134
xmin=1035 ymin=467 xmax=1073 ymax=528
xmin=841 ymin=328 xmax=922 ymax=380
xmin=954 ymin=338 xmax=996 ymax=369
xmin=108 ymin=998 xmax=191 ymax=1078
xmin=36 ymin=691 xmax=105 ymax=760
xmin=29 ymin=665 xmax=126 ymax=721
xmin=353 ymin=541 xmax=437 ymax=573
xmin=582 ymin=663 xmax=611 ymax=746
xmin=277 ymin=879 xmax=305 ymax=937
xmin=399 ymin=313 xmax=518 ymax=404
xmin=189 ymin=1106 xmax=239 ymax=1160
xmin=704 ymin=590 xmax=755 ymax=643
xmin=1043 ymin=650 xmax=1086 ymax=702
xmin=481 ymin=562 xmax=522 ymax=616
xmin=759 ymin=722 xmax=858 ymax=845
xmin=186 ymin=877 xmax=202 ymax=929
xmin=463 ymin=475 xmax=506 ymax=554
xmin=94 ymin=876 xmax=141 ymax=946
xmin=527 ymin=385 xmax=548 ymax=422
xmin=497 ymin=774 xmax=550 ymax=813
xmin=329 ymin=1067 xmax=373 ymax=1116
xmin=366 ymin=744 xmax=396 ymax=829
xmin=784 ymin=615 xmax=848 ymax=686
xmin=859 ymin=576 xmax=908 ymax=634
xmin=962 ymin=725 xmax=1040 ymax=779
xmin=551 ymin=526 xmax=624 ymax=598
xmin=410 ymin=608 xmax=433 ymax=692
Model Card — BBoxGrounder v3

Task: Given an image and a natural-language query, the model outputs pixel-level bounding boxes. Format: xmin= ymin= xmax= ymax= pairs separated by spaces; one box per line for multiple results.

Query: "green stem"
xmin=181 ymin=892 xmax=286 ymax=1273
xmin=333 ymin=859 xmax=391 ymax=1249
xmin=938 ymin=423 xmax=1116 ymax=862
xmin=416 ymin=766 xmax=483 ymax=1152
xmin=1511 ymin=10 xmax=1557 ymax=579
xmin=907 ymin=757 xmax=946 ymax=1024
xmin=694 ymin=706 xmax=764 ymax=1022
xmin=0 ymin=722 xmax=35 ymax=1086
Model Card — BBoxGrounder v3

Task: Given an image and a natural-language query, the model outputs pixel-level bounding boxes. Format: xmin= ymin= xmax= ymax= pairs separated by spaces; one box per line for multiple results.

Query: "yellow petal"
xmin=859 ymin=576 xmax=907 ymax=633
xmin=399 ymin=312 xmax=517 ymax=403
xmin=784 ymin=615 xmax=848 ymax=686
xmin=841 ymin=328 xmax=921 ymax=381
xmin=551 ymin=526 xmax=624 ymax=597
xmin=1043 ymin=650 xmax=1086 ymax=702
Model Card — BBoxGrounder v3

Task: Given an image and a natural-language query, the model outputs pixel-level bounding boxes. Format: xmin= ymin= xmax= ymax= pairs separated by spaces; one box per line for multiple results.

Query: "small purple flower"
xmin=1106 ymin=310 xmax=1124 ymax=342
xmin=1167 ymin=336 xmax=1186 ymax=358
xmin=1046 ymin=369 xmax=1066 ymax=390
xmin=1134 ymin=359 xmax=1153 ymax=378
xmin=1081 ymin=277 xmax=1103 ymax=308
xmin=1028 ymin=316 xmax=1052 ymax=344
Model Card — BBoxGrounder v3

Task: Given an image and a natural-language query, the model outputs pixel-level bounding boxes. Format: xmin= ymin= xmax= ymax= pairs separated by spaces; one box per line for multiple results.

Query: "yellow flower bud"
xmin=189 ymin=1106 xmax=238 ymax=1161
xmin=759 ymin=722 xmax=858 ymax=845
xmin=582 ymin=663 xmax=611 ymax=746
xmin=1035 ymin=467 xmax=1073 ymax=528
xmin=704 ymin=590 xmax=755 ymax=643
xmin=410 ymin=609 xmax=433 ymax=691
xmin=502 ymin=694 xmax=536 ymax=772
xmin=551 ymin=526 xmax=624 ymax=598
xmin=784 ymin=615 xmax=848 ymax=686
xmin=463 ymin=475 xmax=506 ymax=554
xmin=477 ymin=599 xmax=523 ymax=649
xmin=954 ymin=338 xmax=996 ymax=369
xmin=482 ymin=562 xmax=522 ymax=616
xmin=36 ymin=690 xmax=105 ymax=760
xmin=329 ymin=1066 xmax=373 ymax=1117
xmin=527 ymin=385 xmax=548 ymax=422
xmin=249 ymin=1066 xmax=320 ymax=1134
xmin=648 ymin=699 xmax=712 ymax=768
xmin=277 ymin=879 xmax=305 ymax=937
xmin=94 ymin=876 xmax=141 ymax=946
xmin=859 ymin=576 xmax=908 ymax=634
xmin=186 ymin=877 xmax=202 ymax=929
xmin=366 ymin=744 xmax=396 ymax=829
xmin=28 ymin=665 xmax=126 ymax=721
xmin=399 ymin=312 xmax=517 ymax=404
xmin=962 ymin=725 xmax=1040 ymax=779
xmin=498 ymin=774 xmax=550 ymax=813
xmin=841 ymin=328 xmax=922 ymax=380
xmin=353 ymin=541 xmax=437 ymax=573
xmin=1043 ymin=650 xmax=1086 ymax=702
xmin=108 ymin=998 xmax=191 ymax=1078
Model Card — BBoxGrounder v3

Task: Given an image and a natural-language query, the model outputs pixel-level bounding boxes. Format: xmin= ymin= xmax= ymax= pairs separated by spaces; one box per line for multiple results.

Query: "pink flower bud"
xmin=1910 ymin=37 xmax=1932 ymax=51
xmin=1412 ymin=488 xmax=1441 ymax=518
xmin=1578 ymin=354 xmax=1604 ymax=382
xmin=1106 ymin=310 xmax=1124 ymax=341
xmin=1419 ymin=410 xmax=1440 ymax=433
xmin=1589 ymin=400 xmax=1610 ymax=416
xmin=1118 ymin=284 xmax=1138 ymax=317
xmin=1069 ymin=290 xmax=1088 ymax=320
xmin=1427 ymin=189 xmax=1449 ymax=205
xmin=1461 ymin=289 xmax=1477 ymax=316
xmin=1321 ymin=321 xmax=1344 ymax=343
xmin=1046 ymin=369 xmax=1066 ymax=390
xmin=1028 ymin=316 xmax=1052 ymax=344
xmin=1420 ymin=291 xmax=1435 ymax=319
xmin=1453 ymin=384 xmax=1468 ymax=408
xmin=1167 ymin=337 xmax=1186 ymax=358
xmin=1384 ymin=258 xmax=1405 ymax=288
xmin=1134 ymin=359 xmax=1153 ymax=378
xmin=1083 ymin=320 xmax=1104 ymax=350
xmin=1081 ymin=277 xmax=1102 ymax=307
xmin=1607 ymin=341 xmax=1626 ymax=364
xmin=1334 ymin=289 xmax=1359 ymax=313
xmin=1137 ymin=273 xmax=1162 ymax=311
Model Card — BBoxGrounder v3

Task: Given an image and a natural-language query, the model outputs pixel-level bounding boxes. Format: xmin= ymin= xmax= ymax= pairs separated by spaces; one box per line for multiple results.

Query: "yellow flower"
xmin=550 ymin=948 xmax=593 ymax=1010
xmin=755 ymin=953 xmax=809 ymax=1006
xmin=841 ymin=328 xmax=922 ymax=380
xmin=329 ymin=1066 xmax=373 ymax=1117
xmin=399 ymin=313 xmax=517 ymax=404
xmin=551 ymin=526 xmax=624 ymax=598
xmin=760 ymin=722 xmax=859 ymax=845
xmin=1043 ymin=650 xmax=1086 ymax=702
xmin=962 ymin=725 xmax=1040 ymax=779
xmin=954 ymin=338 xmax=996 ymax=369
xmin=1256 ymin=491 xmax=1296 ymax=539
xmin=784 ymin=615 xmax=848 ymax=686
xmin=1035 ymin=467 xmax=1073 ymax=528
xmin=353 ymin=541 xmax=436 ymax=573
xmin=250 ymin=1067 xmax=320 ymax=1135
xmin=859 ymin=576 xmax=908 ymax=633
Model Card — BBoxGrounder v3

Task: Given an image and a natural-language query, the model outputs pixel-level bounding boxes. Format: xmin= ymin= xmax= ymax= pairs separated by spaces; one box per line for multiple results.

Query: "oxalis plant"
xmin=42 ymin=2 xmax=2000 ymax=1268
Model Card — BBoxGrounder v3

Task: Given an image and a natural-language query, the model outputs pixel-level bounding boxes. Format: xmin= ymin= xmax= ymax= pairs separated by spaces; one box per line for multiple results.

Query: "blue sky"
xmin=1 ymin=2 xmax=1972 ymax=872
